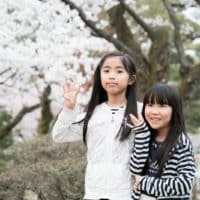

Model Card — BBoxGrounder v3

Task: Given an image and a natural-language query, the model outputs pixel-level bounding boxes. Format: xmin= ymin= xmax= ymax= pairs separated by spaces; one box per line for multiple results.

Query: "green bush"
xmin=0 ymin=110 xmax=13 ymax=149
xmin=0 ymin=135 xmax=86 ymax=200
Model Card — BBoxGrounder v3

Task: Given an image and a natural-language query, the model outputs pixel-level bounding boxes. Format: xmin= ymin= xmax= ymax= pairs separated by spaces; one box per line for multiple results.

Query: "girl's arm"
xmin=129 ymin=115 xmax=151 ymax=175
xmin=137 ymin=140 xmax=196 ymax=197
xmin=52 ymin=81 xmax=83 ymax=143
xmin=52 ymin=107 xmax=83 ymax=143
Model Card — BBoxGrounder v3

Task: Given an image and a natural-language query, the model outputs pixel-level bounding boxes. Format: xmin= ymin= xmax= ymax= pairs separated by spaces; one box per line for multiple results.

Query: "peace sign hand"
xmin=126 ymin=113 xmax=144 ymax=128
xmin=63 ymin=80 xmax=81 ymax=110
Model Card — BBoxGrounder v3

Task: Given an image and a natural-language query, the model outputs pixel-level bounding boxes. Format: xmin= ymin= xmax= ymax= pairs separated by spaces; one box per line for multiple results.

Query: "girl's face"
xmin=145 ymin=103 xmax=172 ymax=136
xmin=100 ymin=56 xmax=134 ymax=97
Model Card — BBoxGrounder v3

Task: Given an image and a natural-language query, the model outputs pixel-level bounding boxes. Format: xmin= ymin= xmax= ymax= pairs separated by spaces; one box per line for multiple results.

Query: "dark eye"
xmin=103 ymin=69 xmax=109 ymax=73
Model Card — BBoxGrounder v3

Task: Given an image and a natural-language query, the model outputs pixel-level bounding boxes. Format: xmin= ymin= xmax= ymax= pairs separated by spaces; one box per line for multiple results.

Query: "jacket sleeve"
xmin=130 ymin=122 xmax=151 ymax=175
xmin=52 ymin=107 xmax=84 ymax=143
xmin=139 ymin=139 xmax=196 ymax=197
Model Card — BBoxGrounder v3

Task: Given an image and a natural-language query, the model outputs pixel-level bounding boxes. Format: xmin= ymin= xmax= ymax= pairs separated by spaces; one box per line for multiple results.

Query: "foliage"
xmin=0 ymin=134 xmax=199 ymax=199
xmin=0 ymin=111 xmax=13 ymax=149
xmin=0 ymin=0 xmax=199 ymax=151
xmin=185 ymin=100 xmax=200 ymax=133
xmin=0 ymin=135 xmax=86 ymax=200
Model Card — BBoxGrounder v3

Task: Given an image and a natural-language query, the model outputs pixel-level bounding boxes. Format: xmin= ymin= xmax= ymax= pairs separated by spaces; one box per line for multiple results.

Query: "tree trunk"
xmin=148 ymin=26 xmax=170 ymax=83
xmin=179 ymin=63 xmax=200 ymax=100
xmin=108 ymin=5 xmax=170 ymax=98
xmin=37 ymin=85 xmax=53 ymax=135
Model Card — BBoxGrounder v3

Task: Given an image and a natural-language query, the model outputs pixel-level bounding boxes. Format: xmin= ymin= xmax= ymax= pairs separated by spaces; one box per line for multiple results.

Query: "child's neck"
xmin=155 ymin=128 xmax=169 ymax=143
xmin=106 ymin=97 xmax=127 ymax=108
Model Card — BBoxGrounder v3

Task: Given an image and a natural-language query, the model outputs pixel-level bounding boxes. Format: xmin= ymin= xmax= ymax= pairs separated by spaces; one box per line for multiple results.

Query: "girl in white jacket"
xmin=52 ymin=51 xmax=146 ymax=200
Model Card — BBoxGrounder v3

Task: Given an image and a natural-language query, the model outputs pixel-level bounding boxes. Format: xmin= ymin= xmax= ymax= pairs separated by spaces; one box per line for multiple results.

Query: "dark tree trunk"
xmin=37 ymin=85 xmax=53 ymax=135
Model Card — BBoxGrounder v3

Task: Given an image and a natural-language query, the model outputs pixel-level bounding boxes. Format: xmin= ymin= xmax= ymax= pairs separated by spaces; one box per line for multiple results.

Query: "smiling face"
xmin=145 ymin=102 xmax=172 ymax=138
xmin=100 ymin=56 xmax=134 ymax=98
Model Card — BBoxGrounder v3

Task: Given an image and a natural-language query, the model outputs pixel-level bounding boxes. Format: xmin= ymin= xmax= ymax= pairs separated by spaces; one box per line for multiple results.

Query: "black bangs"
xmin=144 ymin=84 xmax=172 ymax=106
xmin=145 ymin=90 xmax=169 ymax=105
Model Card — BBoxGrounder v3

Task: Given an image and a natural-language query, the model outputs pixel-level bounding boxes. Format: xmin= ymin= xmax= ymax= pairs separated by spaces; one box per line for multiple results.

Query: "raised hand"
xmin=126 ymin=113 xmax=144 ymax=128
xmin=63 ymin=80 xmax=81 ymax=109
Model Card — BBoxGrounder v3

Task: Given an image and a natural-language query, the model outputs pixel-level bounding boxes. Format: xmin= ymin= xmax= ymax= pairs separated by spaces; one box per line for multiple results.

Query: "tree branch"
xmin=0 ymin=67 xmax=17 ymax=85
xmin=163 ymin=0 xmax=189 ymax=75
xmin=118 ymin=0 xmax=155 ymax=41
xmin=0 ymin=67 xmax=12 ymax=76
xmin=60 ymin=0 xmax=138 ymax=58
xmin=0 ymin=104 xmax=40 ymax=140
xmin=185 ymin=32 xmax=200 ymax=40
xmin=107 ymin=4 xmax=150 ymax=69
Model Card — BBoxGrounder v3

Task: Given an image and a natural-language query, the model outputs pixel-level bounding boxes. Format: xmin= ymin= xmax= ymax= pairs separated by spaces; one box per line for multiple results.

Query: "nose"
xmin=108 ymin=71 xmax=115 ymax=79
xmin=149 ymin=105 xmax=160 ymax=114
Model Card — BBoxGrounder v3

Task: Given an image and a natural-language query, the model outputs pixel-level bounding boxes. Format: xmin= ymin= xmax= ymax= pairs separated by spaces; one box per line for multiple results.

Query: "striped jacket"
xmin=130 ymin=122 xmax=196 ymax=200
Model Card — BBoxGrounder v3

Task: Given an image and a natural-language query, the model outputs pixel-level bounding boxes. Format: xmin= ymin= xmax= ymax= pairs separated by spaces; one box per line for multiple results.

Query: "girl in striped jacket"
xmin=129 ymin=84 xmax=196 ymax=200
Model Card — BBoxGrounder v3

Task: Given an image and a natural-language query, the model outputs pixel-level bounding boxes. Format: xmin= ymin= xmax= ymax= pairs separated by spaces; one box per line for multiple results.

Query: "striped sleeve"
xmin=139 ymin=135 xmax=196 ymax=197
xmin=130 ymin=122 xmax=151 ymax=175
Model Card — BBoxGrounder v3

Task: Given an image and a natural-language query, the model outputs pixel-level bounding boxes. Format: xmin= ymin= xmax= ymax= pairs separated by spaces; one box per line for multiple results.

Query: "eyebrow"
xmin=102 ymin=65 xmax=125 ymax=69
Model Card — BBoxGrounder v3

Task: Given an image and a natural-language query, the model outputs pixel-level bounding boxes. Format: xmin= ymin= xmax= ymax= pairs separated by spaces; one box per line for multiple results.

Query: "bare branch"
xmin=163 ymin=0 xmax=189 ymax=75
xmin=0 ymin=103 xmax=40 ymax=140
xmin=185 ymin=32 xmax=200 ymax=40
xmin=0 ymin=66 xmax=19 ymax=86
xmin=0 ymin=67 xmax=12 ymax=76
xmin=171 ymin=3 xmax=186 ymax=9
xmin=118 ymin=0 xmax=155 ymax=41
xmin=0 ymin=67 xmax=16 ymax=85
xmin=60 ymin=0 xmax=138 ymax=58
xmin=0 ymin=79 xmax=9 ymax=85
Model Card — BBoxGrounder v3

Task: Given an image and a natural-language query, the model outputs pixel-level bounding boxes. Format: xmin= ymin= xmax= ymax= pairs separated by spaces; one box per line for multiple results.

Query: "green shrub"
xmin=0 ymin=135 xmax=86 ymax=200
xmin=0 ymin=110 xmax=13 ymax=149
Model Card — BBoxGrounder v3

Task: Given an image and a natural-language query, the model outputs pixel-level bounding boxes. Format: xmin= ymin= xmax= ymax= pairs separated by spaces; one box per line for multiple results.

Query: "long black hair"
xmin=82 ymin=51 xmax=138 ymax=144
xmin=142 ymin=84 xmax=186 ymax=177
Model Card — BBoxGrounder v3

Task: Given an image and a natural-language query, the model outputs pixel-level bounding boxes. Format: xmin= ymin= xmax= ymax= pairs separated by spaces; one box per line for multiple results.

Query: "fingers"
xmin=133 ymin=175 xmax=143 ymax=190
xmin=129 ymin=113 xmax=144 ymax=127
xmin=126 ymin=122 xmax=134 ymax=128
xmin=138 ymin=112 xmax=144 ymax=122
xmin=63 ymin=81 xmax=71 ymax=94
xmin=129 ymin=114 xmax=140 ymax=126
xmin=63 ymin=80 xmax=82 ymax=95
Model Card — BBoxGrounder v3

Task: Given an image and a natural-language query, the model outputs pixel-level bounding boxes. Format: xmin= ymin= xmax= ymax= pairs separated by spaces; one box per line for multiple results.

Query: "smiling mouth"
xmin=149 ymin=118 xmax=160 ymax=122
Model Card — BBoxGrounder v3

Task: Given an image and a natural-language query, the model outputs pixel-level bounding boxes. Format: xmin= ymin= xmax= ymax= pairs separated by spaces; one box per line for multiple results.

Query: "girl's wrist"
xmin=133 ymin=121 xmax=147 ymax=131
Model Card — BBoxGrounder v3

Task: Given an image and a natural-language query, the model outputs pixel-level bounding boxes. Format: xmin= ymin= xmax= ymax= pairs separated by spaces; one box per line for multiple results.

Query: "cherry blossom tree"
xmin=0 ymin=0 xmax=199 ymax=140
xmin=60 ymin=0 xmax=200 ymax=97
xmin=0 ymin=0 xmax=114 ymax=140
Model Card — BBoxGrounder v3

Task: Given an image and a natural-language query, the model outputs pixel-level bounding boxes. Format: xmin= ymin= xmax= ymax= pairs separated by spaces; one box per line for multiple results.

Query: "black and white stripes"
xmin=130 ymin=122 xmax=151 ymax=175
xmin=130 ymin=123 xmax=196 ymax=200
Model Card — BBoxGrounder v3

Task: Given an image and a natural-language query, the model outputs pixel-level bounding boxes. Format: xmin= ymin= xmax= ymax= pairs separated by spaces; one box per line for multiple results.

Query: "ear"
xmin=128 ymin=75 xmax=136 ymax=85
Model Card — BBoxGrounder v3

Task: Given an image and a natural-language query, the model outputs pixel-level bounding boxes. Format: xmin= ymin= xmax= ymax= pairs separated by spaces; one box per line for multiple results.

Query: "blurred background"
xmin=0 ymin=0 xmax=199 ymax=199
